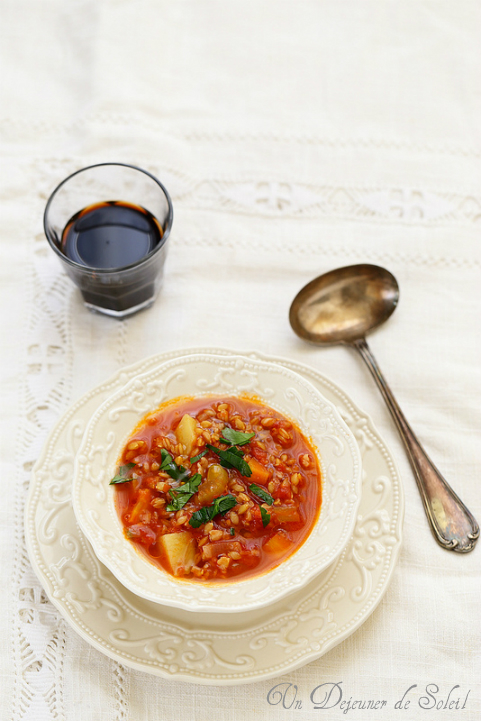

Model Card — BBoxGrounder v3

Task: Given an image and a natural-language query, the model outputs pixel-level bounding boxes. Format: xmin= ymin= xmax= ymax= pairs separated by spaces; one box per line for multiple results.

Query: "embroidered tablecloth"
xmin=1 ymin=2 xmax=480 ymax=719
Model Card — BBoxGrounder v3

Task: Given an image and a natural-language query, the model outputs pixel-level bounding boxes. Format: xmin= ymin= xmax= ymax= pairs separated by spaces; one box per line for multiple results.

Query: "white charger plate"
xmin=25 ymin=348 xmax=403 ymax=685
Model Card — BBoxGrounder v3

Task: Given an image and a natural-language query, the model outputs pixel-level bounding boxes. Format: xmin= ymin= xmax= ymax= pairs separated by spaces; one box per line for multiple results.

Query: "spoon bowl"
xmin=290 ymin=264 xmax=399 ymax=345
xmin=289 ymin=264 xmax=479 ymax=553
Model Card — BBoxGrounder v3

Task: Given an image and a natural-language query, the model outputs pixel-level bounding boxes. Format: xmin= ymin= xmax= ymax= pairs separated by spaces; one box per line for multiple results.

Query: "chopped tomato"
xmin=275 ymin=485 xmax=291 ymax=501
xmin=113 ymin=395 xmax=321 ymax=581
xmin=250 ymin=446 xmax=268 ymax=464
xmin=125 ymin=524 xmax=156 ymax=546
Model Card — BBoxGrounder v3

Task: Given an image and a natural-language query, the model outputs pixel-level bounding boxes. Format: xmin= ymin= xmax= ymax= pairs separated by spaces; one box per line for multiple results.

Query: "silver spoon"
xmin=289 ymin=263 xmax=479 ymax=553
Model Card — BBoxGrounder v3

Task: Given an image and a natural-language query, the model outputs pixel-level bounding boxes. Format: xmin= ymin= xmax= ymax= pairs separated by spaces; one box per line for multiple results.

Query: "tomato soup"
xmin=111 ymin=396 xmax=322 ymax=581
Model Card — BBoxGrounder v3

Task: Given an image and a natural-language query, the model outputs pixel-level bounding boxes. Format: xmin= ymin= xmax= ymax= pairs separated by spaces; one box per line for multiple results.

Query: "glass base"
xmin=84 ymin=295 xmax=156 ymax=319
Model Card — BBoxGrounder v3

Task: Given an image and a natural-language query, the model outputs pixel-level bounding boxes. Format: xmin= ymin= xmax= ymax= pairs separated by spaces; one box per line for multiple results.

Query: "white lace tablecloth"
xmin=1 ymin=2 xmax=480 ymax=719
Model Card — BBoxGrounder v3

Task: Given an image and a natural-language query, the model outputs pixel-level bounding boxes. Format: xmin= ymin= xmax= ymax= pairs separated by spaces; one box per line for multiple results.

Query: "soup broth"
xmin=111 ymin=396 xmax=322 ymax=582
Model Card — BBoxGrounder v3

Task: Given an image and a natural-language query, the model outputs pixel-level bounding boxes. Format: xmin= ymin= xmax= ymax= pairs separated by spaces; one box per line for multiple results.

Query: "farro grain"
xmin=261 ymin=417 xmax=275 ymax=428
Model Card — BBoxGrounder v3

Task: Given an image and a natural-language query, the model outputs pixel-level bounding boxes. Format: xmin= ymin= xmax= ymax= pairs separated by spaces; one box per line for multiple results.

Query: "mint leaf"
xmin=109 ymin=463 xmax=136 ymax=485
xmin=260 ymin=506 xmax=271 ymax=527
xmin=220 ymin=427 xmax=255 ymax=447
xmin=160 ymin=448 xmax=190 ymax=482
xmin=166 ymin=474 xmax=202 ymax=512
xmin=249 ymin=484 xmax=274 ymax=505
xmin=190 ymin=450 xmax=208 ymax=464
xmin=213 ymin=494 xmax=237 ymax=515
xmin=177 ymin=473 xmax=202 ymax=496
xmin=187 ymin=506 xmax=211 ymax=528
xmin=206 ymin=444 xmax=252 ymax=477
xmin=226 ymin=446 xmax=245 ymax=457
xmin=189 ymin=494 xmax=237 ymax=528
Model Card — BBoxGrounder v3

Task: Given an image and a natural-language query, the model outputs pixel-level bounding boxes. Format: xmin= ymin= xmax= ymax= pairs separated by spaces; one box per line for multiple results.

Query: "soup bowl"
xmin=72 ymin=353 xmax=362 ymax=612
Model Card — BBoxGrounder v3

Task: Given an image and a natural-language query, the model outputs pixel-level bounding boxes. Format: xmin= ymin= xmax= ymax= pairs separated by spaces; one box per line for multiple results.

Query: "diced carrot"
xmin=273 ymin=506 xmax=301 ymax=524
xmin=128 ymin=489 xmax=152 ymax=524
xmin=263 ymin=531 xmax=292 ymax=555
xmin=248 ymin=457 xmax=271 ymax=485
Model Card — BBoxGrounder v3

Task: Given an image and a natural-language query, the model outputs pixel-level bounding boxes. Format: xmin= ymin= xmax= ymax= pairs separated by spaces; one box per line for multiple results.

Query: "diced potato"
xmin=156 ymin=531 xmax=197 ymax=576
xmin=272 ymin=506 xmax=301 ymax=524
xmin=263 ymin=531 xmax=292 ymax=555
xmin=248 ymin=457 xmax=271 ymax=485
xmin=175 ymin=414 xmax=197 ymax=455
xmin=198 ymin=464 xmax=229 ymax=505
xmin=202 ymin=541 xmax=242 ymax=560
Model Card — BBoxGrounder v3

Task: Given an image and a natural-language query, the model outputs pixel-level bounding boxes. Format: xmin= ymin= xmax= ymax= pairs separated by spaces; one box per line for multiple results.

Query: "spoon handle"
xmin=352 ymin=337 xmax=479 ymax=553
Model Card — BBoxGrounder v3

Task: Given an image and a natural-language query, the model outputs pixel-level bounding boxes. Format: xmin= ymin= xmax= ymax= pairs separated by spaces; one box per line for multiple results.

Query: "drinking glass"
xmin=44 ymin=163 xmax=173 ymax=318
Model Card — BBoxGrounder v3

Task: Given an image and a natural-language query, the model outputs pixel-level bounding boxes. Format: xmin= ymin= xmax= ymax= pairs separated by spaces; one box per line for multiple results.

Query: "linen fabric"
xmin=1 ymin=2 xmax=480 ymax=720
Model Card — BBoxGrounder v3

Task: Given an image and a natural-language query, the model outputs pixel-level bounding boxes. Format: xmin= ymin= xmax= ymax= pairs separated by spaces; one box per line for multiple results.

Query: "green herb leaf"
xmin=190 ymin=450 xmax=208 ymax=464
xmin=160 ymin=448 xmax=172 ymax=466
xmin=260 ymin=506 xmax=271 ymax=527
xmin=109 ymin=463 xmax=136 ymax=485
xmin=166 ymin=474 xmax=202 ymax=512
xmin=206 ymin=444 xmax=252 ymax=477
xmin=177 ymin=473 xmax=203 ymax=495
xmin=249 ymin=484 xmax=274 ymax=505
xmin=220 ymin=427 xmax=255 ymax=447
xmin=189 ymin=494 xmax=237 ymax=528
xmin=160 ymin=448 xmax=190 ymax=482
xmin=230 ymin=527 xmax=235 ymax=536
xmin=226 ymin=446 xmax=245 ymax=457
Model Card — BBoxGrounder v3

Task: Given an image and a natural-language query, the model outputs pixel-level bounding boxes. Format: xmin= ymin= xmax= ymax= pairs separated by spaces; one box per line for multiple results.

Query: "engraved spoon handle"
xmin=352 ymin=337 xmax=479 ymax=553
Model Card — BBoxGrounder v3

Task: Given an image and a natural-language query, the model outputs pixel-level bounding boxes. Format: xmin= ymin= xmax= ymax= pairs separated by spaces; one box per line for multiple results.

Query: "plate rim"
xmin=25 ymin=346 xmax=404 ymax=685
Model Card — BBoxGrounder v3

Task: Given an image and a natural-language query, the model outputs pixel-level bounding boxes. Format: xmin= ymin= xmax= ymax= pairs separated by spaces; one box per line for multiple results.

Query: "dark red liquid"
xmin=60 ymin=201 xmax=166 ymax=314
xmin=62 ymin=201 xmax=163 ymax=270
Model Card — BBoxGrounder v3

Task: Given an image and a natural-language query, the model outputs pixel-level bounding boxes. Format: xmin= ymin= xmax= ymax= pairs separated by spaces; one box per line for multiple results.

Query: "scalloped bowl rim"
xmin=72 ymin=352 xmax=363 ymax=613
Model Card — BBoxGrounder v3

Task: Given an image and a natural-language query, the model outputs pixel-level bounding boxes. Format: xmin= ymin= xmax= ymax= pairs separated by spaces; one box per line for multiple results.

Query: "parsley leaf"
xmin=109 ymin=463 xmax=136 ymax=485
xmin=160 ymin=448 xmax=190 ymax=482
xmin=260 ymin=506 xmax=271 ymax=527
xmin=190 ymin=450 xmax=208 ymax=464
xmin=220 ymin=427 xmax=255 ymax=447
xmin=249 ymin=484 xmax=274 ymax=505
xmin=166 ymin=474 xmax=202 ymax=512
xmin=230 ymin=527 xmax=235 ymax=536
xmin=206 ymin=444 xmax=252 ymax=477
xmin=189 ymin=494 xmax=237 ymax=528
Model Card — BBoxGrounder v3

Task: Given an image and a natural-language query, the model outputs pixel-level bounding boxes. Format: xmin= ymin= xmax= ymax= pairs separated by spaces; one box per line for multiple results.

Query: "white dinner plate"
xmin=25 ymin=347 xmax=403 ymax=686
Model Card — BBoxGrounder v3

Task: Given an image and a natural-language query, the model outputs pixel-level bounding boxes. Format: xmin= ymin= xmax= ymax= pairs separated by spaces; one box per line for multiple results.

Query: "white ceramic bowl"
xmin=72 ymin=352 xmax=362 ymax=613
